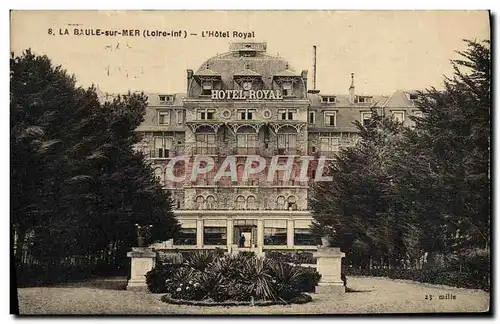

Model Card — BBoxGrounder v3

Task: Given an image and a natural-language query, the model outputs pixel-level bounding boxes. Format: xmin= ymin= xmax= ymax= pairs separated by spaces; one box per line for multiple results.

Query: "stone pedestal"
xmin=126 ymin=247 xmax=156 ymax=292
xmin=313 ymin=247 xmax=345 ymax=294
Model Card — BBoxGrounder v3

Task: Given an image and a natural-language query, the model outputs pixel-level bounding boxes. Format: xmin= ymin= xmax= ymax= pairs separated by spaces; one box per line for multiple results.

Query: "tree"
xmin=310 ymin=39 xmax=490 ymax=269
xmin=11 ymin=50 xmax=179 ymax=269
xmin=413 ymin=39 xmax=490 ymax=251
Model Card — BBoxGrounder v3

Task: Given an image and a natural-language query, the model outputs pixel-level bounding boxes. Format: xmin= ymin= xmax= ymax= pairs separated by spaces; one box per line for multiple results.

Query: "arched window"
xmin=247 ymin=196 xmax=256 ymax=210
xmin=276 ymin=196 xmax=286 ymax=210
xmin=287 ymin=196 xmax=297 ymax=210
xmin=195 ymin=195 xmax=205 ymax=210
xmin=235 ymin=195 xmax=246 ymax=210
xmin=206 ymin=195 xmax=216 ymax=210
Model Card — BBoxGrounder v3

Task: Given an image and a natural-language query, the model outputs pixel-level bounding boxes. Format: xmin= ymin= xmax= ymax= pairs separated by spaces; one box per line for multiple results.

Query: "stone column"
xmin=196 ymin=218 xmax=203 ymax=248
xmin=256 ymin=219 xmax=264 ymax=255
xmin=313 ymin=247 xmax=345 ymax=294
xmin=227 ymin=218 xmax=234 ymax=253
xmin=126 ymin=247 xmax=156 ymax=291
xmin=287 ymin=219 xmax=294 ymax=248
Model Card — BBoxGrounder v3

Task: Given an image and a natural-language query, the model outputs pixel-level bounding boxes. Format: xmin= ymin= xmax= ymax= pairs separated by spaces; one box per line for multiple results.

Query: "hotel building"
xmin=133 ymin=42 xmax=421 ymax=254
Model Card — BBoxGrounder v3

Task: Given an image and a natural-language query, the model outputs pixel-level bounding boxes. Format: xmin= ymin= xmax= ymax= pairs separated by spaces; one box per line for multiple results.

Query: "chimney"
xmin=349 ymin=73 xmax=355 ymax=104
xmin=312 ymin=45 xmax=317 ymax=90
xmin=186 ymin=69 xmax=193 ymax=94
xmin=308 ymin=46 xmax=320 ymax=94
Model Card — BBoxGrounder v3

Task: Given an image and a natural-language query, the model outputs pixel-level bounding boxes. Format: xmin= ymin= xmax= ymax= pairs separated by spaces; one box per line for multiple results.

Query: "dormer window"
xmin=159 ymin=95 xmax=174 ymax=103
xmin=201 ymin=81 xmax=212 ymax=96
xmin=357 ymin=96 xmax=373 ymax=103
xmin=282 ymin=82 xmax=293 ymax=97
xmin=322 ymin=96 xmax=336 ymax=103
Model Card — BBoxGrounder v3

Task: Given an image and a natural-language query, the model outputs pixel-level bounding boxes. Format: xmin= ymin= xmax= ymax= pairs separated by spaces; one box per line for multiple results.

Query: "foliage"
xmin=310 ymin=39 xmax=490 ymax=275
xmin=146 ymin=251 xmax=320 ymax=302
xmin=11 ymin=50 xmax=180 ymax=283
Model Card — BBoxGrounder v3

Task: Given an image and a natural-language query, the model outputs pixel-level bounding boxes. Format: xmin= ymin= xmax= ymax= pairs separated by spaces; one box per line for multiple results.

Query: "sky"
xmin=10 ymin=10 xmax=490 ymax=96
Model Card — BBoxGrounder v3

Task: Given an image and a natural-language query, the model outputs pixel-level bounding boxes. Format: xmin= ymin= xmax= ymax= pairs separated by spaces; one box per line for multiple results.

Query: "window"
xmin=195 ymin=196 xmax=205 ymax=210
xmin=282 ymin=82 xmax=293 ymax=97
xmin=195 ymin=133 xmax=216 ymax=154
xmin=203 ymin=227 xmax=227 ymax=245
xmin=197 ymin=109 xmax=215 ymax=120
xmin=320 ymin=137 xmax=340 ymax=153
xmin=264 ymin=220 xmax=287 ymax=245
xmin=238 ymin=109 xmax=255 ymax=120
xmin=391 ymin=111 xmax=405 ymax=123
xmin=324 ymin=111 xmax=336 ymax=127
xmin=294 ymin=220 xmax=316 ymax=246
xmin=176 ymin=110 xmax=184 ymax=124
xmin=247 ymin=196 xmax=257 ymax=210
xmin=151 ymin=136 xmax=173 ymax=158
xmin=173 ymin=228 xmax=196 ymax=245
xmin=357 ymin=96 xmax=373 ymax=103
xmin=201 ymin=81 xmax=212 ymax=95
xmin=276 ymin=196 xmax=286 ymax=210
xmin=278 ymin=109 xmax=296 ymax=120
xmin=321 ymin=96 xmax=336 ymax=103
xmin=361 ymin=112 xmax=372 ymax=126
xmin=237 ymin=133 xmax=257 ymax=154
xmin=235 ymin=196 xmax=246 ymax=210
xmin=277 ymin=133 xmax=297 ymax=153
xmin=206 ymin=196 xmax=216 ymax=210
xmin=158 ymin=111 xmax=170 ymax=125
xmin=309 ymin=111 xmax=315 ymax=124
xmin=287 ymin=196 xmax=297 ymax=210
xmin=159 ymin=95 xmax=166 ymax=102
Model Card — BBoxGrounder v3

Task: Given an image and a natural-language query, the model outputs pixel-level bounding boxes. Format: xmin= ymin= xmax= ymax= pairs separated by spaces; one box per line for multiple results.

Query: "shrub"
xmin=182 ymin=250 xmax=217 ymax=271
xmin=343 ymin=252 xmax=490 ymax=292
xmin=150 ymin=251 xmax=316 ymax=303
xmin=145 ymin=263 xmax=182 ymax=293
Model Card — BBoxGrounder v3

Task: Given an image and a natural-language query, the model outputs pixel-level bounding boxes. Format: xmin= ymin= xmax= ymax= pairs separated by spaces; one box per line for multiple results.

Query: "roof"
xmin=308 ymin=93 xmax=390 ymax=108
xmin=274 ymin=69 xmax=301 ymax=77
xmin=233 ymin=68 xmax=262 ymax=77
xmin=144 ymin=93 xmax=186 ymax=106
xmin=382 ymin=89 xmax=419 ymax=108
xmin=193 ymin=42 xmax=293 ymax=90
xmin=194 ymin=68 xmax=221 ymax=77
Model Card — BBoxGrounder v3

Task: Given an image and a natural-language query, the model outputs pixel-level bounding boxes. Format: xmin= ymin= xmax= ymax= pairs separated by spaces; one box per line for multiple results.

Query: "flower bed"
xmin=147 ymin=250 xmax=320 ymax=305
xmin=161 ymin=293 xmax=312 ymax=307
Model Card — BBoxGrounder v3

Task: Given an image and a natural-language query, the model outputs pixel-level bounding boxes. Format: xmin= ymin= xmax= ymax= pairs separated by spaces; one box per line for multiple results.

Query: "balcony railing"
xmin=193 ymin=146 xmax=219 ymax=155
xmin=233 ymin=147 xmax=260 ymax=155
xmin=275 ymin=148 xmax=300 ymax=155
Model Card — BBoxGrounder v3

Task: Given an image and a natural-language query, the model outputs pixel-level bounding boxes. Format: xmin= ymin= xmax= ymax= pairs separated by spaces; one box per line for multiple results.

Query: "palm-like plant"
xmin=183 ymin=250 xmax=216 ymax=271
xmin=239 ymin=257 xmax=275 ymax=300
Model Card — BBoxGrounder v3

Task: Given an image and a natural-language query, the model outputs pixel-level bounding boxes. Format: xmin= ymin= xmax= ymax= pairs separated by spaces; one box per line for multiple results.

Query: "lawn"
xmin=16 ymin=276 xmax=489 ymax=315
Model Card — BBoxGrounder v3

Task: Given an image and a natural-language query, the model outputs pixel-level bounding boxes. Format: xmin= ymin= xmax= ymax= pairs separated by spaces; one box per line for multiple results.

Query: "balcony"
xmin=193 ymin=146 xmax=219 ymax=155
xmin=275 ymin=148 xmax=300 ymax=156
xmin=233 ymin=147 xmax=260 ymax=155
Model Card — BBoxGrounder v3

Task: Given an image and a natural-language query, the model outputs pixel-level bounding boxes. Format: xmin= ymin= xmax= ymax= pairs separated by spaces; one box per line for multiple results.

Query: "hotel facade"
xmin=133 ymin=42 xmax=421 ymax=254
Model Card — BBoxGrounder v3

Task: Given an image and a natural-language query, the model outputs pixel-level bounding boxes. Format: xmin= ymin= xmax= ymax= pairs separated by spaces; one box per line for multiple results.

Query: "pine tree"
xmin=11 ymin=50 xmax=179 ymax=269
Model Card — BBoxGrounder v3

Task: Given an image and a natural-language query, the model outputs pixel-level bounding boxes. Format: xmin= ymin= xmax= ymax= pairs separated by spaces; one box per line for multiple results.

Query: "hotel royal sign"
xmin=211 ymin=89 xmax=284 ymax=100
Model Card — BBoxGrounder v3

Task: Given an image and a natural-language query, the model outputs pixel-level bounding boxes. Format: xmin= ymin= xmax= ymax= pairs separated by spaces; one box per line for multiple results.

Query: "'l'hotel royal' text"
xmin=49 ymin=28 xmax=256 ymax=39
